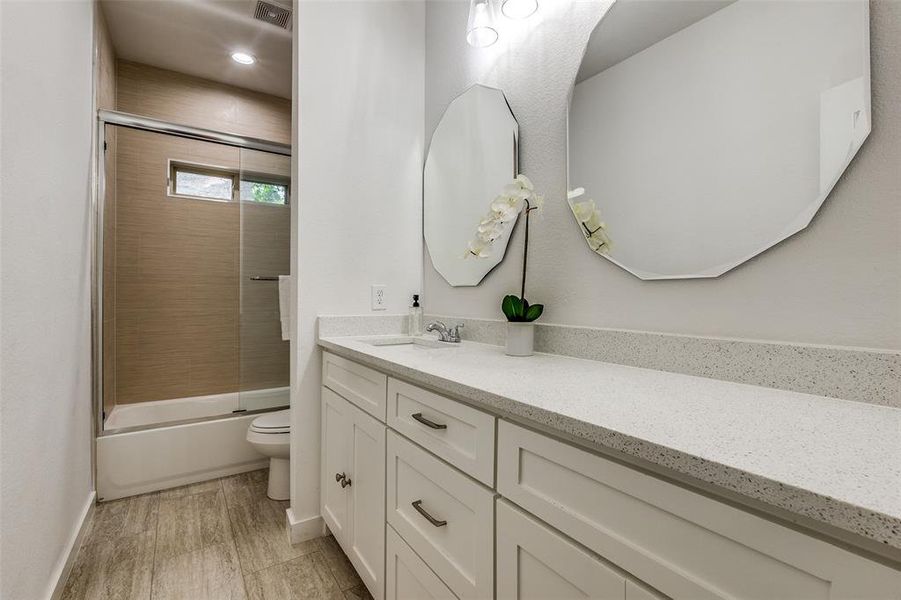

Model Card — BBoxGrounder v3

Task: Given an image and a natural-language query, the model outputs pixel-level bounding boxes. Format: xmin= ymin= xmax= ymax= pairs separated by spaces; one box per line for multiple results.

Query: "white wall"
xmin=423 ymin=0 xmax=901 ymax=350
xmin=291 ymin=1 xmax=424 ymax=525
xmin=0 ymin=1 xmax=96 ymax=598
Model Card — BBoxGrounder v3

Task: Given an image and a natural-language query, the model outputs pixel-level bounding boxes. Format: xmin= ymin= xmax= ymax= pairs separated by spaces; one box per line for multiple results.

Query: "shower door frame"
xmin=93 ymin=110 xmax=292 ymax=438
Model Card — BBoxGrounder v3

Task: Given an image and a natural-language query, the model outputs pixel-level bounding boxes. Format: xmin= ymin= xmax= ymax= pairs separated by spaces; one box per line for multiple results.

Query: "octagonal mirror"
xmin=568 ymin=0 xmax=871 ymax=279
xmin=425 ymin=85 xmax=518 ymax=287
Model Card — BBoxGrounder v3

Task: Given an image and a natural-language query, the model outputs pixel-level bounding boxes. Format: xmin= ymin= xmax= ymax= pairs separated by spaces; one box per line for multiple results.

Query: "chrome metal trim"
xmin=98 ymin=110 xmax=291 ymax=156
xmin=93 ymin=120 xmax=106 ymax=443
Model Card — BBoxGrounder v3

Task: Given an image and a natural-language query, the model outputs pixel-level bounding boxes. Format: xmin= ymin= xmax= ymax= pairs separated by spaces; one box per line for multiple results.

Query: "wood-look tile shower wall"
xmin=104 ymin=61 xmax=291 ymax=406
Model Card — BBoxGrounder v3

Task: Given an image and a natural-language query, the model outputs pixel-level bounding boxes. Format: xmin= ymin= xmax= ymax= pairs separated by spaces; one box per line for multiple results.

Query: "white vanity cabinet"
xmin=320 ymin=386 xmax=386 ymax=600
xmin=497 ymin=419 xmax=901 ymax=600
xmin=320 ymin=351 xmax=901 ymax=600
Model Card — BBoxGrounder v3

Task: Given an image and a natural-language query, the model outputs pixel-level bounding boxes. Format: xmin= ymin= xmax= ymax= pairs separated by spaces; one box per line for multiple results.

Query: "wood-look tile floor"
xmin=62 ymin=470 xmax=373 ymax=600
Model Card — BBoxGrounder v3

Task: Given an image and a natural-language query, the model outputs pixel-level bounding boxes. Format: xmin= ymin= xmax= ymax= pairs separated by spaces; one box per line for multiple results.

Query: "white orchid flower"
xmin=492 ymin=203 xmax=519 ymax=223
xmin=502 ymin=184 xmax=530 ymax=202
xmin=465 ymin=239 xmax=491 ymax=258
xmin=571 ymin=199 xmax=597 ymax=223
xmin=465 ymin=175 xmax=543 ymax=258
xmin=514 ymin=174 xmax=534 ymax=191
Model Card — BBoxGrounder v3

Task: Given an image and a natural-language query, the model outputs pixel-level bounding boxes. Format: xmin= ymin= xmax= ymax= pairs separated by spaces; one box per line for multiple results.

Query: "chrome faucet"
xmin=426 ymin=321 xmax=464 ymax=343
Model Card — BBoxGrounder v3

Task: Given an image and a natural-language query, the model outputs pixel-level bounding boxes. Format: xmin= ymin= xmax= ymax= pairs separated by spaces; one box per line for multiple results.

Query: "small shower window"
xmin=169 ymin=162 xmax=288 ymax=205
xmin=170 ymin=163 xmax=237 ymax=201
xmin=240 ymin=178 xmax=289 ymax=205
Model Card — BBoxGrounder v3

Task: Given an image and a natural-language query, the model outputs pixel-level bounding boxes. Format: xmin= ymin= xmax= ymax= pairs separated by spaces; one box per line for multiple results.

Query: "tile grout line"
xmin=149 ymin=492 xmax=161 ymax=600
xmin=219 ymin=475 xmax=254 ymax=596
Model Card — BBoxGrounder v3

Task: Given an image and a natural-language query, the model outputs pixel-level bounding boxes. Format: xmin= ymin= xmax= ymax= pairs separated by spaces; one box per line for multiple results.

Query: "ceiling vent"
xmin=253 ymin=1 xmax=292 ymax=30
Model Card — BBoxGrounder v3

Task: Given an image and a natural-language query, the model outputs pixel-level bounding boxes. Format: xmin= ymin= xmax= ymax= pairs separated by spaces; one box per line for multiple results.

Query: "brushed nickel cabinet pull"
xmin=412 ymin=500 xmax=447 ymax=527
xmin=411 ymin=413 xmax=447 ymax=430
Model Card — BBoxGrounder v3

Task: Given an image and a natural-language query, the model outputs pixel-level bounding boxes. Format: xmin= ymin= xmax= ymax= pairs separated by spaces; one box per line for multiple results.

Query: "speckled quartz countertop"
xmin=318 ymin=335 xmax=901 ymax=555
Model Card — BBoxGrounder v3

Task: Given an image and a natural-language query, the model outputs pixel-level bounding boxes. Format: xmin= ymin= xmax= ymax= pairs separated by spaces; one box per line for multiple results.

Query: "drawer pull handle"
xmin=335 ymin=472 xmax=346 ymax=483
xmin=411 ymin=413 xmax=447 ymax=430
xmin=341 ymin=476 xmax=352 ymax=488
xmin=412 ymin=500 xmax=447 ymax=527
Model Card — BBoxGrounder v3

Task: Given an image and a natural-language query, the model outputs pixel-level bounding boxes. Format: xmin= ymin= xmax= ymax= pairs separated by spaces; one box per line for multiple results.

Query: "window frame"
xmin=167 ymin=160 xmax=290 ymax=206
xmin=168 ymin=160 xmax=239 ymax=202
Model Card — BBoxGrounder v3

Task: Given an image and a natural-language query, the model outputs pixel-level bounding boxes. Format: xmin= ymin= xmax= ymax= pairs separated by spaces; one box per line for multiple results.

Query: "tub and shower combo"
xmin=94 ymin=112 xmax=292 ymax=501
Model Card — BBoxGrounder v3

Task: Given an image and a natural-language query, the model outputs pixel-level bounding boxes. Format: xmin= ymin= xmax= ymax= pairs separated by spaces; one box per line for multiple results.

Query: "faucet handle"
xmin=449 ymin=323 xmax=464 ymax=342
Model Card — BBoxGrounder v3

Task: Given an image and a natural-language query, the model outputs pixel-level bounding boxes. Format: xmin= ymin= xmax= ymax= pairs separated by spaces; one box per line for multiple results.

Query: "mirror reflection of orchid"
xmin=464 ymin=174 xmax=546 ymax=324
xmin=568 ymin=188 xmax=611 ymax=255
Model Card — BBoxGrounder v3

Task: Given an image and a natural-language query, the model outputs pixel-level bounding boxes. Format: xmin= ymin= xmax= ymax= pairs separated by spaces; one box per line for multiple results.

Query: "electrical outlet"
xmin=371 ymin=284 xmax=387 ymax=311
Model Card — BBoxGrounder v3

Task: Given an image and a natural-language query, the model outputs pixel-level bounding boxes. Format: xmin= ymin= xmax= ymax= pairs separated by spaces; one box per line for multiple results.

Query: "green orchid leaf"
xmin=525 ymin=303 xmax=544 ymax=322
xmin=511 ymin=296 xmax=524 ymax=320
xmin=501 ymin=295 xmax=518 ymax=321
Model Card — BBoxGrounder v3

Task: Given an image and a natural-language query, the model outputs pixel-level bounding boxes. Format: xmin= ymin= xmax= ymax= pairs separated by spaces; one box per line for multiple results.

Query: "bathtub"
xmin=96 ymin=387 xmax=289 ymax=501
xmin=104 ymin=387 xmax=290 ymax=430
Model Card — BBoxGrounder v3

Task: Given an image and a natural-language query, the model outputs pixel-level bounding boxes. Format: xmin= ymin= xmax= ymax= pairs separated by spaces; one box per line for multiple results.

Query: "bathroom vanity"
xmin=318 ymin=333 xmax=901 ymax=600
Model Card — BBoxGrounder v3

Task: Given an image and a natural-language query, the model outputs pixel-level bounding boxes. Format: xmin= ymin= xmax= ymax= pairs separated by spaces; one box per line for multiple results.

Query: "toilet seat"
xmin=249 ymin=409 xmax=291 ymax=434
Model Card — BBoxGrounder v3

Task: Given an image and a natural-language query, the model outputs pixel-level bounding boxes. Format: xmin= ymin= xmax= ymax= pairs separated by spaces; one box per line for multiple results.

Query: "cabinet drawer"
xmin=322 ymin=352 xmax=387 ymax=421
xmin=386 ymin=525 xmax=458 ymax=600
xmin=387 ymin=378 xmax=495 ymax=486
xmin=387 ymin=431 xmax=494 ymax=600
xmin=498 ymin=420 xmax=901 ymax=600
xmin=497 ymin=499 xmax=628 ymax=600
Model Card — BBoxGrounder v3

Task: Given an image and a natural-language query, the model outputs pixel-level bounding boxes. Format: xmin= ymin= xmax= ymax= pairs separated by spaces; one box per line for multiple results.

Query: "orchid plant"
xmin=568 ymin=187 xmax=611 ymax=255
xmin=465 ymin=175 xmax=546 ymax=324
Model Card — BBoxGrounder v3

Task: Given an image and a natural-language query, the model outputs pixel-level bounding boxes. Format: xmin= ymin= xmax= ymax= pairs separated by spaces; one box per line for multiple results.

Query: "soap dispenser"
xmin=409 ymin=294 xmax=423 ymax=336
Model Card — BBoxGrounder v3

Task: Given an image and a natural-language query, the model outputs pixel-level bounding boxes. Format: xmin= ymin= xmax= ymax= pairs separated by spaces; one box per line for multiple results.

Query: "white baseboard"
xmin=48 ymin=491 xmax=96 ymax=600
xmin=286 ymin=508 xmax=325 ymax=544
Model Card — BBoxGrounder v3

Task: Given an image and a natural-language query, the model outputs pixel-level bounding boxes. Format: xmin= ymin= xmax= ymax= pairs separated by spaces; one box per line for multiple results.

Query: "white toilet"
xmin=246 ymin=409 xmax=291 ymax=500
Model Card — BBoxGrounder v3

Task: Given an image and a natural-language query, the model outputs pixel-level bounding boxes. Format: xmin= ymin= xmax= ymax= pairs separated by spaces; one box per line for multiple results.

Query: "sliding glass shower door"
xmin=238 ymin=148 xmax=291 ymax=413
xmin=99 ymin=124 xmax=290 ymax=432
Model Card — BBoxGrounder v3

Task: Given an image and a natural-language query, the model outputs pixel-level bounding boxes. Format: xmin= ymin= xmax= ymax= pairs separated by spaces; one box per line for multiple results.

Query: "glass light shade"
xmin=466 ymin=0 xmax=499 ymax=48
xmin=501 ymin=0 xmax=538 ymax=19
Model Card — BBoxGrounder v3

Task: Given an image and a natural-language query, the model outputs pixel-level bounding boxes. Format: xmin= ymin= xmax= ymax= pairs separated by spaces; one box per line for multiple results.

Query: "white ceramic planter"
xmin=505 ymin=322 xmax=535 ymax=357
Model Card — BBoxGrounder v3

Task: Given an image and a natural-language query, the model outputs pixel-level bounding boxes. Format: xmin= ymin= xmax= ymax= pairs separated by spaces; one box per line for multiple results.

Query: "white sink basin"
xmin=362 ymin=336 xmax=449 ymax=349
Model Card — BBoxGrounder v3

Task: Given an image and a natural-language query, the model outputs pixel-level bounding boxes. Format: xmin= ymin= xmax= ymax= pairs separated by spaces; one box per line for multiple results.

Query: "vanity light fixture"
xmin=501 ymin=0 xmax=538 ymax=19
xmin=230 ymin=51 xmax=256 ymax=65
xmin=466 ymin=0 xmax=499 ymax=48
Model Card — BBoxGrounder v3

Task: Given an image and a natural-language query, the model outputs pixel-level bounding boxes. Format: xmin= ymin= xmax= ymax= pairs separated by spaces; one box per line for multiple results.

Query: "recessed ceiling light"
xmin=231 ymin=52 xmax=256 ymax=65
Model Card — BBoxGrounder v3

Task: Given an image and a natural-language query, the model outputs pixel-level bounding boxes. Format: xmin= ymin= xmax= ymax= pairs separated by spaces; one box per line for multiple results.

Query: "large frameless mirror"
xmin=424 ymin=84 xmax=519 ymax=287
xmin=567 ymin=0 xmax=871 ymax=280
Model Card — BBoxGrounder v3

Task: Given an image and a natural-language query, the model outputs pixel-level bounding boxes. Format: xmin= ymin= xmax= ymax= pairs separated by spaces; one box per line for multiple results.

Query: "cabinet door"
xmin=347 ymin=403 xmax=386 ymax=600
xmin=386 ymin=525 xmax=458 ymax=600
xmin=497 ymin=499 xmax=626 ymax=600
xmin=321 ymin=387 xmax=351 ymax=540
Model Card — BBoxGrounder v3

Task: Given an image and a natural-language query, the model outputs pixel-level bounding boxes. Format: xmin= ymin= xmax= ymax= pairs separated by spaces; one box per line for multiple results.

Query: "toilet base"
xmin=267 ymin=457 xmax=290 ymax=500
